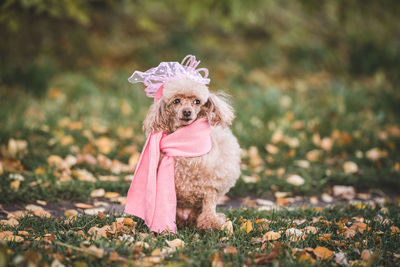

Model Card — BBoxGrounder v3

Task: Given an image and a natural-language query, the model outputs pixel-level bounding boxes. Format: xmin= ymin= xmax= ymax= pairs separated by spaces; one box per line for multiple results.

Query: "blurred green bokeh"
xmin=1 ymin=0 xmax=400 ymax=95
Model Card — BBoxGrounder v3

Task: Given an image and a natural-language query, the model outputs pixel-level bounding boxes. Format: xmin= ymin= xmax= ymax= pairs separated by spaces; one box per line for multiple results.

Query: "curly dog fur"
xmin=143 ymin=75 xmax=241 ymax=230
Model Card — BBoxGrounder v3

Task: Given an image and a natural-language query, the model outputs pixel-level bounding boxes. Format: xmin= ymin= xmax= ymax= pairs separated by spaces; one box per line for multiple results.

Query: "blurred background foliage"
xmin=1 ymin=0 xmax=400 ymax=95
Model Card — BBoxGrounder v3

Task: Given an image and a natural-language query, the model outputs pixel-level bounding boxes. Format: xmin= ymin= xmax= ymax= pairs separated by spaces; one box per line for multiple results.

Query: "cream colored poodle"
xmin=143 ymin=75 xmax=241 ymax=230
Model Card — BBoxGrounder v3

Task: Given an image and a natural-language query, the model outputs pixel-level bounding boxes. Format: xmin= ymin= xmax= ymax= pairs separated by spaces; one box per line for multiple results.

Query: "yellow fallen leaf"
xmin=391 ymin=225 xmax=400 ymax=235
xmin=350 ymin=222 xmax=367 ymax=233
xmin=60 ymin=135 xmax=74 ymax=146
xmin=95 ymin=137 xmax=115 ymax=154
xmin=25 ymin=204 xmax=44 ymax=212
xmin=64 ymin=209 xmax=78 ymax=217
xmin=10 ymin=180 xmax=20 ymax=192
xmin=263 ymin=231 xmax=281 ymax=241
xmin=104 ymin=192 xmax=121 ymax=199
xmin=240 ymin=220 xmax=253 ymax=233
xmin=74 ymin=203 xmax=94 ymax=209
xmin=313 ymin=246 xmax=334 ymax=260
xmin=122 ymin=218 xmax=136 ymax=227
xmin=33 ymin=210 xmax=51 ymax=218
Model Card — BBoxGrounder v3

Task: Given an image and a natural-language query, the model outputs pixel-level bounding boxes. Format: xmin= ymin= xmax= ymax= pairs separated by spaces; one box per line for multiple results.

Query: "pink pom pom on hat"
xmin=128 ymin=55 xmax=210 ymax=102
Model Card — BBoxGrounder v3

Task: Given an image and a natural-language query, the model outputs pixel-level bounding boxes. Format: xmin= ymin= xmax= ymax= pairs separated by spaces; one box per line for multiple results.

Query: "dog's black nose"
xmin=182 ymin=109 xmax=192 ymax=117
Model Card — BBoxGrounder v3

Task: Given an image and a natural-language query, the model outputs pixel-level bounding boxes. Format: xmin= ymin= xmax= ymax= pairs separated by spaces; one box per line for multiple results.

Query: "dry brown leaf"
xmin=86 ymin=245 xmax=104 ymax=258
xmin=72 ymin=169 xmax=97 ymax=182
xmin=95 ymin=137 xmax=115 ymax=154
xmin=350 ymin=222 xmax=367 ymax=233
xmin=223 ymin=246 xmax=237 ymax=254
xmin=333 ymin=185 xmax=356 ymax=200
xmin=286 ymin=174 xmax=305 ymax=186
xmin=90 ymin=188 xmax=105 ymax=198
xmin=304 ymin=226 xmax=317 ymax=234
xmin=33 ymin=210 xmax=51 ymax=218
xmin=122 ymin=218 xmax=136 ymax=227
xmin=104 ymin=192 xmax=121 ymax=199
xmin=361 ymin=249 xmax=372 ymax=261
xmin=263 ymin=231 xmax=281 ymax=241
xmin=25 ymin=204 xmax=44 ymax=212
xmin=74 ymin=203 xmax=94 ymax=209
xmin=248 ymin=146 xmax=263 ymax=169
xmin=313 ymin=246 xmax=334 ymax=260
xmin=265 ymin=144 xmax=279 ymax=154
xmin=254 ymin=242 xmax=281 ymax=264
xmin=166 ymin=239 xmax=185 ymax=250
xmin=1 ymin=218 xmax=19 ymax=227
xmin=343 ymin=161 xmax=358 ymax=174
xmin=221 ymin=220 xmax=233 ymax=235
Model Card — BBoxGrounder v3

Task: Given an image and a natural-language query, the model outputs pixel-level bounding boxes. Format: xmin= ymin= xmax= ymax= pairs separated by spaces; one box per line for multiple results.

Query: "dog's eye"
xmin=194 ymin=99 xmax=200 ymax=105
xmin=173 ymin=99 xmax=180 ymax=104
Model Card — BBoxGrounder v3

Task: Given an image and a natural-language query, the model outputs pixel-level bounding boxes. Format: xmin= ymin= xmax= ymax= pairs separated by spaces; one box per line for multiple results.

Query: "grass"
xmin=2 ymin=204 xmax=400 ymax=266
xmin=1 ymin=59 xmax=400 ymax=266
xmin=1 ymin=67 xmax=400 ymax=203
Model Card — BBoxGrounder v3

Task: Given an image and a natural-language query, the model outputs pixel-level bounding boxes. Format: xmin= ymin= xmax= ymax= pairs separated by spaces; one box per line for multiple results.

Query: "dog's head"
xmin=143 ymin=75 xmax=234 ymax=134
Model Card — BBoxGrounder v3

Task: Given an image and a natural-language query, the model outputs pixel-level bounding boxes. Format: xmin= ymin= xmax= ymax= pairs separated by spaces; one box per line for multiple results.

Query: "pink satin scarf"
xmin=124 ymin=117 xmax=212 ymax=233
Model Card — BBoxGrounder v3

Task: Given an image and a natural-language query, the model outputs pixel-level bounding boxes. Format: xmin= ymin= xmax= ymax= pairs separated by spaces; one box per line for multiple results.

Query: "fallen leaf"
xmin=90 ymin=188 xmax=105 ymax=198
xmin=313 ymin=246 xmax=334 ymax=260
xmin=240 ymin=220 xmax=253 ymax=233
xmin=86 ymin=245 xmax=104 ymax=258
xmin=72 ymin=169 xmax=97 ymax=182
xmin=25 ymin=204 xmax=44 ymax=212
xmin=334 ymin=251 xmax=349 ymax=266
xmin=211 ymin=253 xmax=224 ymax=267
xmin=320 ymin=137 xmax=333 ymax=151
xmin=221 ymin=220 xmax=233 ymax=235
xmin=361 ymin=249 xmax=372 ymax=261
xmin=343 ymin=161 xmax=358 ymax=174
xmin=104 ymin=192 xmax=120 ymax=199
xmin=286 ymin=174 xmax=305 ymax=186
xmin=248 ymin=146 xmax=263 ymax=169
xmin=84 ymin=207 xmax=106 ymax=215
xmin=263 ymin=231 xmax=281 ymax=241
xmin=33 ymin=210 xmax=51 ymax=218
xmin=265 ymin=144 xmax=279 ymax=154
xmin=366 ymin=148 xmax=387 ymax=161
xmin=285 ymin=228 xmax=303 ymax=241
xmin=10 ymin=180 xmax=20 ymax=192
xmin=254 ymin=242 xmax=281 ymax=264
xmin=74 ymin=203 xmax=94 ymax=209
xmin=64 ymin=209 xmax=78 ymax=217
xmin=350 ymin=222 xmax=367 ymax=233
xmin=1 ymin=218 xmax=19 ymax=227
xmin=223 ymin=246 xmax=237 ymax=254
xmin=306 ymin=149 xmax=322 ymax=162
xmin=242 ymin=175 xmax=260 ymax=184
xmin=304 ymin=226 xmax=317 ymax=234
xmin=321 ymin=193 xmax=333 ymax=203
xmin=95 ymin=137 xmax=115 ymax=154
xmin=166 ymin=239 xmax=185 ymax=250
xmin=122 ymin=218 xmax=136 ymax=227
xmin=333 ymin=185 xmax=356 ymax=200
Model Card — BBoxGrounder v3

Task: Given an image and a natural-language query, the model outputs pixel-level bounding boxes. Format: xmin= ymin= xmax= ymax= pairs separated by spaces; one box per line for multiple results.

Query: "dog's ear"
xmin=143 ymin=99 xmax=167 ymax=135
xmin=204 ymin=92 xmax=234 ymax=127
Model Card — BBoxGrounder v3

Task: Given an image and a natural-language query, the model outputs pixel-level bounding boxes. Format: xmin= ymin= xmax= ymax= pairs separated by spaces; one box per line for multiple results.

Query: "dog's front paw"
xmin=197 ymin=212 xmax=226 ymax=230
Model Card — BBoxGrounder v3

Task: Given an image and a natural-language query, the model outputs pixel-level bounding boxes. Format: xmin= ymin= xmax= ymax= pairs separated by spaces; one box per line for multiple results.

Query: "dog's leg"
xmin=196 ymin=188 xmax=226 ymax=229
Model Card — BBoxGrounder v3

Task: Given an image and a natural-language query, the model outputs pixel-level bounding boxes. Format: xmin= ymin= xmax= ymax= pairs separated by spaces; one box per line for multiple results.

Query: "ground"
xmin=1 ymin=66 xmax=400 ymax=266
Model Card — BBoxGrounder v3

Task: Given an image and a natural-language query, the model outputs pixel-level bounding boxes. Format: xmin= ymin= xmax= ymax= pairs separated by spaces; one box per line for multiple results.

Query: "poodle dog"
xmin=143 ymin=75 xmax=241 ymax=229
